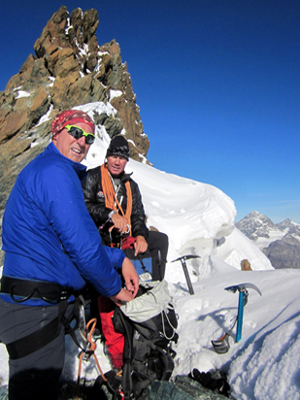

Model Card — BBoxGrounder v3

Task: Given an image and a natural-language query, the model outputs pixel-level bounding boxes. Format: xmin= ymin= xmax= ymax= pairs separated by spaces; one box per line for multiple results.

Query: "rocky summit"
xmin=0 ymin=6 xmax=150 ymax=263
xmin=235 ymin=210 xmax=279 ymax=241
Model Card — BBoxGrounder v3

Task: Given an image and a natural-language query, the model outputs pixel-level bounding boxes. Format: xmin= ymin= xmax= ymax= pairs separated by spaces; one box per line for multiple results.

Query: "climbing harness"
xmin=0 ymin=275 xmax=74 ymax=304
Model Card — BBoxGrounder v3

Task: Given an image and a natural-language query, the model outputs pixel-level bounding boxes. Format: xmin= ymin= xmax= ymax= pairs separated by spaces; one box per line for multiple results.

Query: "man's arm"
xmin=130 ymin=180 xmax=149 ymax=245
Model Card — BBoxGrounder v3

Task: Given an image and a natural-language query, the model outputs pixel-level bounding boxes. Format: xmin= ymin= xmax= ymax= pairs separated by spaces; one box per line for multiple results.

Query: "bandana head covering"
xmin=51 ymin=110 xmax=95 ymax=138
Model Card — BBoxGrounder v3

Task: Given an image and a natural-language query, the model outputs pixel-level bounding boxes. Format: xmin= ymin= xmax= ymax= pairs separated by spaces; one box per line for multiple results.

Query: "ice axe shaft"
xmin=236 ymin=290 xmax=246 ymax=342
xmin=171 ymin=255 xmax=200 ymax=295
xmin=181 ymin=258 xmax=194 ymax=295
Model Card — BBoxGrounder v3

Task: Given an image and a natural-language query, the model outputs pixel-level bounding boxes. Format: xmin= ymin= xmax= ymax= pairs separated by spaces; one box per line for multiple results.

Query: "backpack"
xmin=112 ymin=280 xmax=179 ymax=399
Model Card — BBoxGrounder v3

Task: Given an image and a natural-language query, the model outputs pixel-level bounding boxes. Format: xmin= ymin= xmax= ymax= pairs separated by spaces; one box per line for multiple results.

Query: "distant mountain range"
xmin=236 ymin=211 xmax=300 ymax=269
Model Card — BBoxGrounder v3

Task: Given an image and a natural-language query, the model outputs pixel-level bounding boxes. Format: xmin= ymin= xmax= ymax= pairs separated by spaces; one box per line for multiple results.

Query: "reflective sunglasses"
xmin=65 ymin=124 xmax=95 ymax=145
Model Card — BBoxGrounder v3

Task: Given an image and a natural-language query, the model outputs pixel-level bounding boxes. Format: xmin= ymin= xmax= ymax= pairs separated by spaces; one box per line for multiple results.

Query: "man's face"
xmin=106 ymin=155 xmax=128 ymax=177
xmin=52 ymin=122 xmax=93 ymax=163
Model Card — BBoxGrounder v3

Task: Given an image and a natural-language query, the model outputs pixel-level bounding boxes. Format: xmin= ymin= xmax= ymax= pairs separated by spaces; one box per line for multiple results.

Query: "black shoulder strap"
xmin=113 ymin=308 xmax=134 ymax=400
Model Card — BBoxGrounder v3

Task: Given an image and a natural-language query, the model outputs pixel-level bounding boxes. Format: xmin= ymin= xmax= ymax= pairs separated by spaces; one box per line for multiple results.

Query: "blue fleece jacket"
xmin=1 ymin=143 xmax=124 ymax=305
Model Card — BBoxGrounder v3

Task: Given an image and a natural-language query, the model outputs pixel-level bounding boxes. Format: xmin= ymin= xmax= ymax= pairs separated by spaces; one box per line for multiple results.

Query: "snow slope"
xmin=1 ymin=102 xmax=298 ymax=400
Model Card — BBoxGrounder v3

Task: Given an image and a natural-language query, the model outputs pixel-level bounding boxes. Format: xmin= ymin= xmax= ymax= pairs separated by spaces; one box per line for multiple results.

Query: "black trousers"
xmin=147 ymin=230 xmax=169 ymax=281
xmin=0 ymin=298 xmax=74 ymax=400
xmin=102 ymin=230 xmax=169 ymax=281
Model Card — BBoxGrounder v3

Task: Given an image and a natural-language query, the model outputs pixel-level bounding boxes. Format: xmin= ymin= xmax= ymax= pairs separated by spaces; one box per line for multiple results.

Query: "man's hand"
xmin=110 ymin=213 xmax=129 ymax=234
xmin=121 ymin=257 xmax=139 ymax=297
xmin=110 ymin=256 xmax=139 ymax=306
xmin=134 ymin=235 xmax=148 ymax=256
xmin=110 ymin=287 xmax=135 ymax=307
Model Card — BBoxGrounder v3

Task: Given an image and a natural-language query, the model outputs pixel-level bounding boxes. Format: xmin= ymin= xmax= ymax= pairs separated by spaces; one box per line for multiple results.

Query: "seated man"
xmin=82 ymin=135 xmax=169 ymax=369
xmin=82 ymin=135 xmax=168 ymax=281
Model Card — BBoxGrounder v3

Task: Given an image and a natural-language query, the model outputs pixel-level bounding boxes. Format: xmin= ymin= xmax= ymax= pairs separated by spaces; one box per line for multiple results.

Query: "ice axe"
xmin=226 ymin=283 xmax=262 ymax=343
xmin=212 ymin=282 xmax=262 ymax=354
xmin=171 ymin=255 xmax=200 ymax=295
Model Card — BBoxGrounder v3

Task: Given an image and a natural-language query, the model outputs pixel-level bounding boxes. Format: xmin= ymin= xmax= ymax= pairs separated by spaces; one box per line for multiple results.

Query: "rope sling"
xmin=101 ymin=164 xmax=132 ymax=235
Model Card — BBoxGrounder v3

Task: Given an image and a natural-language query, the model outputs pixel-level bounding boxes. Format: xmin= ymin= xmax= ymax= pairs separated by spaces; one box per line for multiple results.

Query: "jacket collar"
xmin=48 ymin=142 xmax=87 ymax=180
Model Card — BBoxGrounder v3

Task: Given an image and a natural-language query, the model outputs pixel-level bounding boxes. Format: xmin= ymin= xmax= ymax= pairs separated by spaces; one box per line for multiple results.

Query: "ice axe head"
xmin=225 ymin=283 xmax=262 ymax=297
xmin=171 ymin=255 xmax=201 ymax=263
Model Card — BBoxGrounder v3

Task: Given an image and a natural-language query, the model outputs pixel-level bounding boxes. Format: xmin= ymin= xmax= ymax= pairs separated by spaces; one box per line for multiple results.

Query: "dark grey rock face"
xmin=236 ymin=211 xmax=300 ymax=269
xmin=262 ymin=235 xmax=300 ymax=269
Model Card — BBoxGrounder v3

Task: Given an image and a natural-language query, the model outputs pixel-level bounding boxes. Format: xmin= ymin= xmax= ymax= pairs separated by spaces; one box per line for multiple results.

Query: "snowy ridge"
xmin=214 ymin=227 xmax=273 ymax=271
xmin=81 ymin=103 xmax=272 ymax=273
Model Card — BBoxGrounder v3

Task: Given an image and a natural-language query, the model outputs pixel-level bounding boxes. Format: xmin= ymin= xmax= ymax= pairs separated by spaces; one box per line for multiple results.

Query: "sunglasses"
xmin=65 ymin=125 xmax=95 ymax=145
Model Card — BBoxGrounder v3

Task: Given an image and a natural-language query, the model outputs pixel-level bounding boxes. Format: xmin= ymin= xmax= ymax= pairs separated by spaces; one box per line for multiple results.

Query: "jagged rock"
xmin=0 ymin=385 xmax=7 ymax=400
xmin=34 ymin=6 xmax=70 ymax=57
xmin=102 ymin=116 xmax=123 ymax=138
xmin=1 ymin=5 xmax=149 ymax=151
xmin=0 ymin=375 xmax=230 ymax=400
xmin=0 ymin=104 xmax=27 ymax=143
xmin=241 ymin=259 xmax=252 ymax=271
xmin=5 ymin=56 xmax=51 ymax=92
xmin=0 ymin=5 xmax=150 ymax=264
xmin=137 ymin=376 xmax=229 ymax=400
xmin=277 ymin=218 xmax=300 ymax=236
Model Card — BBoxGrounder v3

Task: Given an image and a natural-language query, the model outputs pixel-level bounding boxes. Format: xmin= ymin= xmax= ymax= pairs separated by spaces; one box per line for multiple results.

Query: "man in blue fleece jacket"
xmin=0 ymin=109 xmax=139 ymax=400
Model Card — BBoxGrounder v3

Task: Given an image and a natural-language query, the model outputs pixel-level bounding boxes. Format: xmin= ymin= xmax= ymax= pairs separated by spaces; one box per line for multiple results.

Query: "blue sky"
xmin=1 ymin=0 xmax=299 ymax=223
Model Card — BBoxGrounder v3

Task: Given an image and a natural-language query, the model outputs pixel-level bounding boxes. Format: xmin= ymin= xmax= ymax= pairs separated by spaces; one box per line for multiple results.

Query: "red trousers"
xmin=98 ymin=295 xmax=124 ymax=369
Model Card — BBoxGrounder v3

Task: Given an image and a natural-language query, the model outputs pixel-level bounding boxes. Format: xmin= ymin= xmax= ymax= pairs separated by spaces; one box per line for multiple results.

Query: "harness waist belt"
xmin=0 ymin=275 xmax=74 ymax=303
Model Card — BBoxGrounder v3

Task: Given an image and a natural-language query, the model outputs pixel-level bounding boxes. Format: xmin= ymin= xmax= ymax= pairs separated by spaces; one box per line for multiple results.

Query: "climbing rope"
xmin=76 ymin=318 xmax=107 ymax=400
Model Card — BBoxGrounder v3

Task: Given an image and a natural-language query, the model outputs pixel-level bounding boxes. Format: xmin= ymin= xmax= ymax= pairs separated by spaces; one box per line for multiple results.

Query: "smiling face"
xmin=106 ymin=155 xmax=128 ymax=177
xmin=52 ymin=121 xmax=93 ymax=163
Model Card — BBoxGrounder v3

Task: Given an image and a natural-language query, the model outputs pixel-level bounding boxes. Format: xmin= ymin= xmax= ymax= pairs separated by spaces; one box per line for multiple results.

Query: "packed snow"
xmin=1 ymin=102 xmax=299 ymax=400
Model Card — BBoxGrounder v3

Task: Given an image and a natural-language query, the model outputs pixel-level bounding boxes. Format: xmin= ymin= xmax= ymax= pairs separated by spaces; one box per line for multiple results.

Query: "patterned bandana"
xmin=51 ymin=110 xmax=95 ymax=138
